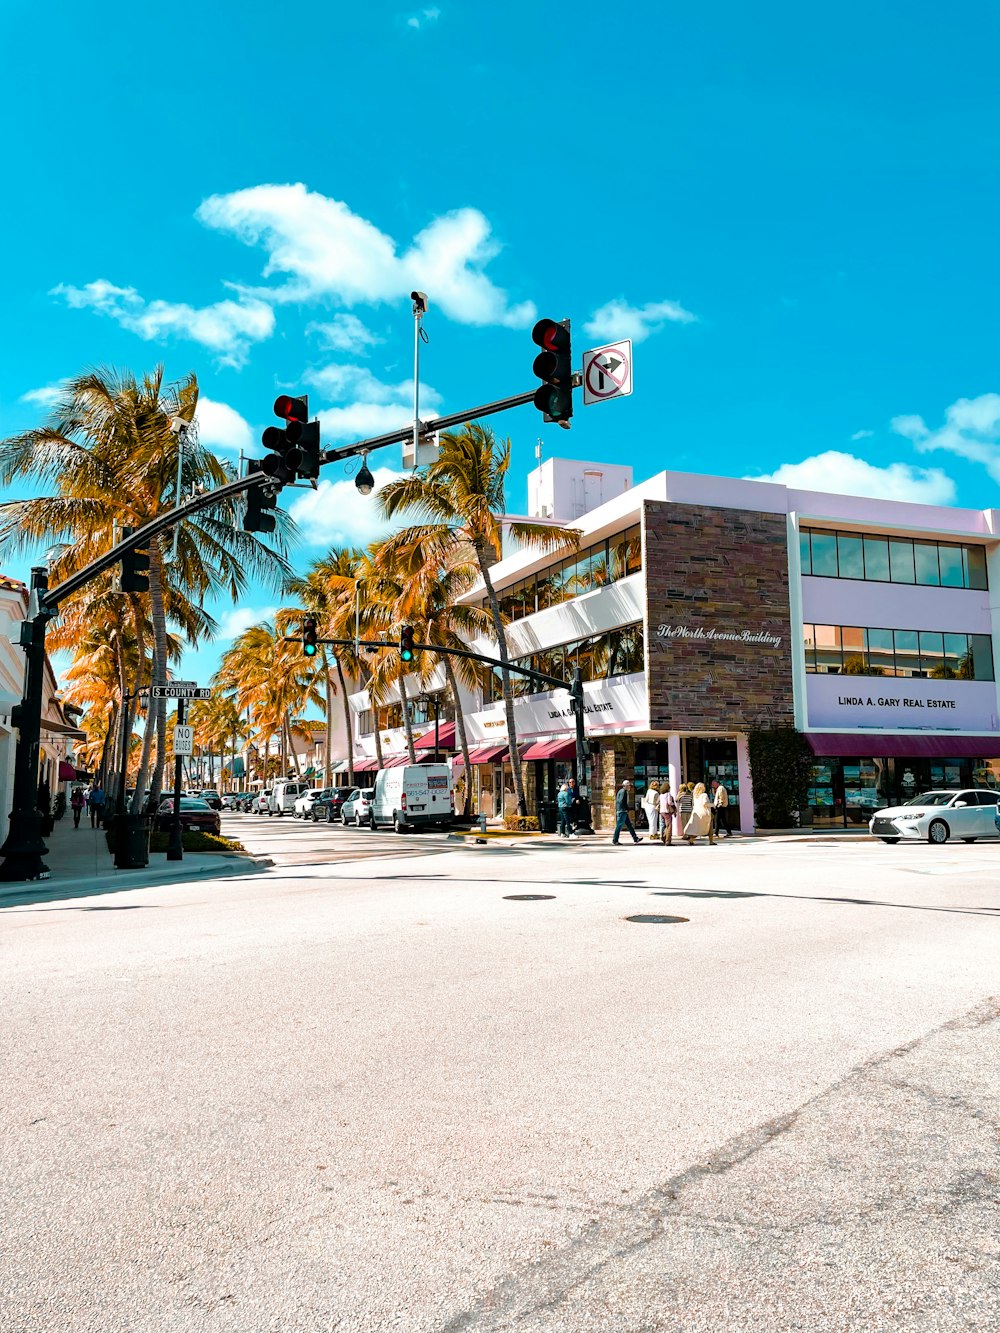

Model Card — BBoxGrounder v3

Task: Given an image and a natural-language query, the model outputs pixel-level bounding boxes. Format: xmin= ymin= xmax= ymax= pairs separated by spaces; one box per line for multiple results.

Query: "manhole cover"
xmin=503 ymin=894 xmax=556 ymax=901
xmin=624 ymin=914 xmax=689 ymax=924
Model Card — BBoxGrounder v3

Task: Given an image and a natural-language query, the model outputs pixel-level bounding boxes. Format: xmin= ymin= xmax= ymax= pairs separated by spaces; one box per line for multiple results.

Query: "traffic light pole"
xmin=0 ymin=381 xmax=542 ymax=882
xmin=167 ymin=699 xmax=185 ymax=862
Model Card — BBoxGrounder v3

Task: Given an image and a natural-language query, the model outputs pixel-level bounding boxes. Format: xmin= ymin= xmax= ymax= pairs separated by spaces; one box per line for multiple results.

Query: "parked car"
xmin=312 ymin=788 xmax=351 ymax=822
xmin=156 ymin=797 xmax=222 ymax=836
xmin=268 ymin=779 xmax=310 ymax=816
xmin=370 ymin=764 xmax=454 ymax=833
xmin=198 ymin=789 xmax=223 ymax=810
xmin=253 ymin=789 xmax=272 ymax=815
xmin=239 ymin=792 xmax=258 ymax=813
xmin=293 ymin=787 xmax=329 ymax=819
xmin=870 ymin=789 xmax=1000 ymax=844
xmin=221 ymin=792 xmax=242 ymax=810
xmin=340 ymin=787 xmax=375 ymax=826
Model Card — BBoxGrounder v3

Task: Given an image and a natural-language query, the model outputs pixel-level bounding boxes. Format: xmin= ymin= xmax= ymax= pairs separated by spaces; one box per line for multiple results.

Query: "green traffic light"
xmin=400 ymin=649 xmax=413 ymax=662
xmin=304 ymin=643 xmax=317 ymax=657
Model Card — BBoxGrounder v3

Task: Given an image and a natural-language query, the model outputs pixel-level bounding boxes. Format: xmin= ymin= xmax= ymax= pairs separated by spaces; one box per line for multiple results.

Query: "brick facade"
xmin=643 ymin=500 xmax=794 ymax=732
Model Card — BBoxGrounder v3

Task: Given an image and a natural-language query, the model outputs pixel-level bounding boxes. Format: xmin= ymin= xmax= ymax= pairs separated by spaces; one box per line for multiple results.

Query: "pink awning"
xmin=353 ymin=759 xmax=378 ymax=772
xmin=383 ymin=754 xmax=410 ymax=767
xmin=415 ymin=722 xmax=456 ymax=750
xmin=465 ymin=744 xmax=509 ymax=765
xmin=805 ymin=733 xmax=1000 ymax=758
xmin=521 ymin=738 xmax=577 ymax=761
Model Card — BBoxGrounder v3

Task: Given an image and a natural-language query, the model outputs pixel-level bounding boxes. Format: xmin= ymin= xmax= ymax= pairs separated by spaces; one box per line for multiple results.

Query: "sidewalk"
xmin=0 ymin=812 xmax=272 ymax=908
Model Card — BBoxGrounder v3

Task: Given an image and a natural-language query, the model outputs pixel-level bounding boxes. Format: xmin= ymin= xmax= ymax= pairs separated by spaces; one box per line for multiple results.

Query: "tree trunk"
xmin=286 ymin=714 xmax=303 ymax=778
xmin=335 ymin=656 xmax=354 ymax=786
xmin=398 ymin=671 xmax=417 ymax=765
xmin=476 ymin=540 xmax=526 ymax=815
xmin=443 ymin=652 xmax=472 ymax=817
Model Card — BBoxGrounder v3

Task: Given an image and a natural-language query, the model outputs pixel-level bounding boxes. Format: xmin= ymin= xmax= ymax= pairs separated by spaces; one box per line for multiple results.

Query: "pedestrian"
xmin=568 ymin=779 xmax=590 ymax=834
xmin=677 ymin=782 xmax=694 ymax=838
xmin=642 ymin=780 xmax=661 ymax=840
xmin=658 ymin=783 xmax=677 ymax=846
xmin=70 ymin=786 xmax=85 ymax=829
xmin=711 ymin=778 xmax=732 ymax=837
xmin=612 ymin=778 xmax=643 ymax=845
xmin=87 ymin=782 xmax=105 ymax=828
xmin=683 ymin=781 xmax=716 ymax=846
xmin=556 ymin=781 xmax=573 ymax=838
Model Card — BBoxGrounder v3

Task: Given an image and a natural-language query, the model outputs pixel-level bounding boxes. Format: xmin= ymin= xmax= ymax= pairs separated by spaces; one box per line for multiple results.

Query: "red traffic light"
xmin=532 ymin=319 xmax=570 ymax=354
xmin=273 ymin=395 xmax=308 ymax=423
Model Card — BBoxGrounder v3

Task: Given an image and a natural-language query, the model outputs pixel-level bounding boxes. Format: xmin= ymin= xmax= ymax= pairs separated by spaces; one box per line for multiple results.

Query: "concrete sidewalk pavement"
xmin=0 ymin=810 xmax=273 ymax=908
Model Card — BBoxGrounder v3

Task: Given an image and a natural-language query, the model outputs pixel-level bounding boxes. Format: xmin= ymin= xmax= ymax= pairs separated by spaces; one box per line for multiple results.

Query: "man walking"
xmin=87 ymin=783 xmax=105 ymax=829
xmin=612 ymin=779 xmax=642 ymax=845
xmin=711 ymin=779 xmax=732 ymax=837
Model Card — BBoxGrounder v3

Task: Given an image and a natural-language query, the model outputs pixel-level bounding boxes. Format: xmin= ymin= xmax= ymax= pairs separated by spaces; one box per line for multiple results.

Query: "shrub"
xmin=502 ymin=814 xmax=540 ymax=832
xmin=147 ymin=830 xmax=245 ymax=854
xmin=746 ymin=728 xmax=814 ymax=828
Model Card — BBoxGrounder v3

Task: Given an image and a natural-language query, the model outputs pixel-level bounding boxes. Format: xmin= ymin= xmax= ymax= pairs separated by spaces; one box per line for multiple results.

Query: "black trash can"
xmin=538 ymin=800 xmax=558 ymax=834
xmin=114 ymin=813 xmax=150 ymax=869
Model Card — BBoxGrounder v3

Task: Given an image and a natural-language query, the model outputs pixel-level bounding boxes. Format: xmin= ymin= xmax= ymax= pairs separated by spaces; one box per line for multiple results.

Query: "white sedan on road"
xmin=870 ymin=789 xmax=1000 ymax=844
xmin=293 ymin=787 xmax=328 ymax=819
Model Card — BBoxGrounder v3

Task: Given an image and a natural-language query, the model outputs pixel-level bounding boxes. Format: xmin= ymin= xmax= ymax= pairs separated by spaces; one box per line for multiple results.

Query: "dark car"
xmin=156 ymin=797 xmax=222 ymax=836
xmin=198 ymin=789 xmax=223 ymax=810
xmin=312 ymin=788 xmax=352 ymax=823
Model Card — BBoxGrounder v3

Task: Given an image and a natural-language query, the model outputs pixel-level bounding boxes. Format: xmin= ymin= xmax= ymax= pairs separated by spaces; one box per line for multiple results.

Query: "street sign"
xmin=582 ymin=339 xmax=633 ymax=406
xmin=151 ymin=684 xmax=211 ymax=699
xmin=173 ymin=724 xmax=194 ymax=756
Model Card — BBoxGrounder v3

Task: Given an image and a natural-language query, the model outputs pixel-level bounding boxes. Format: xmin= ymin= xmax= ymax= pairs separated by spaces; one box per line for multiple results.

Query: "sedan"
xmin=870 ymin=789 xmax=1000 ymax=845
xmin=340 ymin=787 xmax=374 ymax=827
xmin=312 ymin=788 xmax=351 ymax=823
xmin=156 ymin=797 xmax=222 ymax=836
xmin=198 ymin=790 xmax=223 ymax=810
xmin=293 ymin=787 xmax=329 ymax=819
xmin=253 ymin=789 xmax=272 ymax=815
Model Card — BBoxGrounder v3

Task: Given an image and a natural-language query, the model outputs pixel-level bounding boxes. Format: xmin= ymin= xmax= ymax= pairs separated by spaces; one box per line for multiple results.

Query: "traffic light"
xmin=531 ymin=318 xmax=573 ymax=427
xmin=261 ymin=394 xmax=309 ymax=483
xmin=120 ymin=525 xmax=150 ymax=593
xmin=296 ymin=420 xmax=321 ymax=481
xmin=302 ymin=617 xmax=318 ymax=657
xmin=243 ymin=461 xmax=277 ymax=533
xmin=399 ymin=625 xmax=415 ymax=662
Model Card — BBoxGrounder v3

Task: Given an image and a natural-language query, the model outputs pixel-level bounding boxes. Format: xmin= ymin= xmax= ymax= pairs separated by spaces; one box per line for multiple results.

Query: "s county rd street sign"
xmin=582 ymin=339 xmax=633 ymax=406
xmin=173 ymin=724 xmax=194 ymax=756
xmin=151 ymin=684 xmax=212 ymax=699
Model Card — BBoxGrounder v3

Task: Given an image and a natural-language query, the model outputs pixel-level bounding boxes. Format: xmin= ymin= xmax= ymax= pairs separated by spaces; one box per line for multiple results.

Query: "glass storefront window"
xmin=939 ymin=544 xmax=964 ymax=588
xmin=893 ymin=629 xmax=920 ymax=676
xmin=889 ymin=540 xmax=916 ymax=583
xmin=814 ymin=624 xmax=842 ymax=672
xmin=804 ymin=622 xmax=994 ymax=681
xmin=811 ymin=531 xmax=838 ymax=577
xmin=967 ymin=545 xmax=988 ymax=590
xmin=914 ymin=541 xmax=941 ymax=585
xmin=866 ymin=628 xmax=895 ymax=676
xmin=837 ymin=534 xmax=864 ymax=579
xmin=863 ymin=535 xmax=890 ymax=581
xmin=919 ymin=631 xmax=946 ymax=677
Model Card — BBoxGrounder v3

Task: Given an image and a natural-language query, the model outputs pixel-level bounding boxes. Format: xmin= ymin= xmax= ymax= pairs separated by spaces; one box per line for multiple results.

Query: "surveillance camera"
xmin=411 ymin=290 xmax=429 ymax=314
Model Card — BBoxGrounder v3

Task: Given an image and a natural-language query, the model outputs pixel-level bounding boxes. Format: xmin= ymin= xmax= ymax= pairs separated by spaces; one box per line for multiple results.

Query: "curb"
xmin=0 ymin=853 xmax=275 ymax=900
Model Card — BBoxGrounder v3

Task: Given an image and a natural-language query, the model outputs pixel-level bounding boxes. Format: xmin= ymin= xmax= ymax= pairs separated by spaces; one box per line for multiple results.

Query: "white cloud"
xmin=405 ymin=6 xmax=440 ymax=28
xmin=850 ymin=428 xmax=873 ymax=441
xmin=195 ymin=184 xmax=535 ymax=328
xmin=307 ymin=363 xmax=443 ymax=440
xmin=584 ymin=297 xmax=696 ymax=344
xmin=289 ymin=467 xmax=409 ymax=546
xmin=51 ymin=279 xmax=275 ymax=368
xmin=214 ymin=605 xmax=278 ymax=641
xmin=747 ymin=451 xmax=956 ymax=505
xmin=891 ymin=393 xmax=1000 ymax=483
xmin=20 ymin=383 xmax=65 ymax=408
xmin=195 ymin=397 xmax=254 ymax=453
xmin=307 ymin=314 xmax=383 ymax=353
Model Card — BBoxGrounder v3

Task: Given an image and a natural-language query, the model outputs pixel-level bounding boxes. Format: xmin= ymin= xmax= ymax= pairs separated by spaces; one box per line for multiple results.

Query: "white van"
xmin=370 ymin=764 xmax=454 ymax=833
xmin=268 ymin=779 xmax=310 ymax=816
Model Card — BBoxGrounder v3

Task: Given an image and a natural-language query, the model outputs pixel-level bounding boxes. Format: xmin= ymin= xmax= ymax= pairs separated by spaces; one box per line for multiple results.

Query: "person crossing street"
xmin=612 ymin=779 xmax=643 ymax=845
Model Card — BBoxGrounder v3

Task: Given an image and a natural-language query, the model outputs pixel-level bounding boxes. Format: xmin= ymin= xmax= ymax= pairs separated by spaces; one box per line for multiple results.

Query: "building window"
xmin=484 ymin=623 xmax=645 ymax=703
xmin=488 ymin=524 xmax=643 ymax=627
xmin=800 ymin=528 xmax=989 ymax=591
xmin=803 ymin=624 xmax=995 ymax=680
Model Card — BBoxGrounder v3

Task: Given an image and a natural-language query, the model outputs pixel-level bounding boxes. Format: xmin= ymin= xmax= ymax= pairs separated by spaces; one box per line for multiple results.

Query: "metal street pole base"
xmin=0 ymin=852 xmax=51 ymax=881
xmin=0 ymin=809 xmax=51 ymax=881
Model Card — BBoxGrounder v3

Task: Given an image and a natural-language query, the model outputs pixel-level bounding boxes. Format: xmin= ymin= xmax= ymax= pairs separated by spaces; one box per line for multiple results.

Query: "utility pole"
xmin=167 ymin=698 xmax=185 ymax=861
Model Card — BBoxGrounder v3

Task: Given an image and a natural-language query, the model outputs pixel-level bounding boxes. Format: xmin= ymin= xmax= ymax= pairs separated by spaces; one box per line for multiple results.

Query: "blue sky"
xmin=4 ymin=0 xmax=1000 ymax=685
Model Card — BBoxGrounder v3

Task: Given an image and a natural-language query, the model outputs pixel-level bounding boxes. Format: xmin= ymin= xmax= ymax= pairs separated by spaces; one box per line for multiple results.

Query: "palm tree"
xmin=378 ymin=424 xmax=576 ymax=814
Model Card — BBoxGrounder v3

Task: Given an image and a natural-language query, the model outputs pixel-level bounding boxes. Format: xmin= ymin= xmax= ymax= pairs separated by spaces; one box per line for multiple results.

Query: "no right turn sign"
xmin=582 ymin=339 xmax=633 ymax=406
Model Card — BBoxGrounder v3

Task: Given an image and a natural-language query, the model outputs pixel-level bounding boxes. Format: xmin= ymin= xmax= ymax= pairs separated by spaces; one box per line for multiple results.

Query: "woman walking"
xmin=642 ymin=780 xmax=661 ymax=840
xmin=683 ymin=782 xmax=716 ymax=846
xmin=658 ymin=783 xmax=677 ymax=845
xmin=70 ymin=787 xmax=85 ymax=829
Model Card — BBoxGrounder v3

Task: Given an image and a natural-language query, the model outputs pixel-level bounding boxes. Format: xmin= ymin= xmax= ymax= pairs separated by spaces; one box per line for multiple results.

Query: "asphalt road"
xmin=2 ymin=821 xmax=998 ymax=1332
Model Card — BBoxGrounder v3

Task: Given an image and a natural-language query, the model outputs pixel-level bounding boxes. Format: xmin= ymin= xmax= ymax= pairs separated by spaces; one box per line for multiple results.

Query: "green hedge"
xmin=502 ymin=814 xmax=540 ymax=832
xmin=104 ymin=822 xmax=244 ymax=855
xmin=746 ymin=728 xmax=814 ymax=828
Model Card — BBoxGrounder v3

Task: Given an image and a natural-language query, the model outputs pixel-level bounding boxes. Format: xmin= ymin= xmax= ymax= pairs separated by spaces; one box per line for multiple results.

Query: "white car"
xmin=254 ymin=788 xmax=272 ymax=815
xmin=340 ymin=787 xmax=374 ymax=827
xmin=870 ymin=789 xmax=1000 ymax=845
xmin=293 ymin=787 xmax=328 ymax=819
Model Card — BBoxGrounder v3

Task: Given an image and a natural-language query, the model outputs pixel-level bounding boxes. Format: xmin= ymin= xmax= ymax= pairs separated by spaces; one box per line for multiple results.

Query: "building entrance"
xmin=683 ymin=738 xmax=741 ymax=814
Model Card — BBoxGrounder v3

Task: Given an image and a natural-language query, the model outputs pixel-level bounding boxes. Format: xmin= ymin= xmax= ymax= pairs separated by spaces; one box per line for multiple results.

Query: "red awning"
xmin=383 ymin=754 xmax=410 ymax=767
xmin=806 ymin=733 xmax=1000 ymax=758
xmin=58 ymin=759 xmax=78 ymax=781
xmin=415 ymin=722 xmax=456 ymax=750
xmin=520 ymin=738 xmax=577 ymax=761
xmin=465 ymin=744 xmax=509 ymax=765
xmin=353 ymin=759 xmax=378 ymax=772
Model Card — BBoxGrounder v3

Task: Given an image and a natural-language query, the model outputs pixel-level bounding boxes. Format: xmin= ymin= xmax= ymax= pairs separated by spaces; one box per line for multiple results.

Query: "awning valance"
xmin=415 ymin=722 xmax=456 ymax=750
xmin=520 ymin=738 xmax=576 ymax=761
xmin=805 ymin=732 xmax=1000 ymax=758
